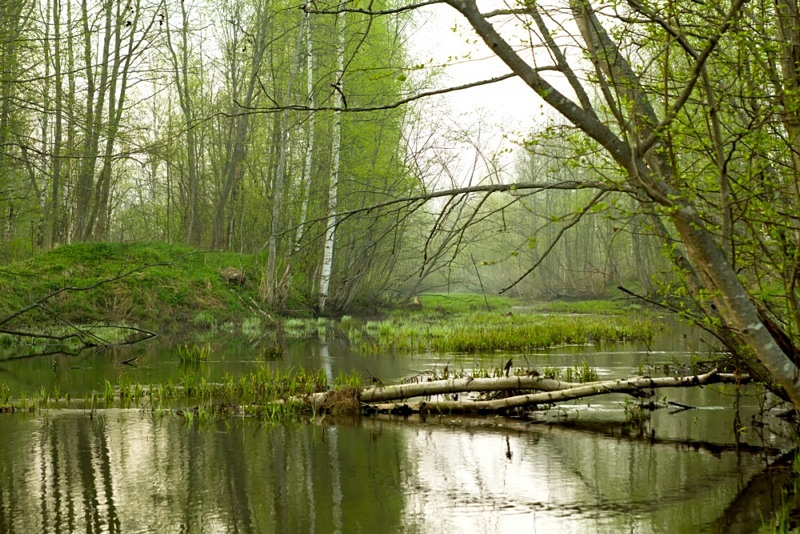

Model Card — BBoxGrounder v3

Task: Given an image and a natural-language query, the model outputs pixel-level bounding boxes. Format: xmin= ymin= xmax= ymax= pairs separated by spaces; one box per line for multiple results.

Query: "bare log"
xmin=367 ymin=369 xmax=745 ymax=414
xmin=359 ymin=375 xmax=583 ymax=402
xmin=290 ymin=370 xmax=751 ymax=415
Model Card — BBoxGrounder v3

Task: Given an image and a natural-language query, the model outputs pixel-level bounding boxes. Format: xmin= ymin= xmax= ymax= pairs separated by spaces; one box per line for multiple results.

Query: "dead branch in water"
xmin=293 ymin=369 xmax=751 ymax=415
xmin=369 ymin=369 xmax=746 ymax=414
xmin=359 ymin=375 xmax=584 ymax=402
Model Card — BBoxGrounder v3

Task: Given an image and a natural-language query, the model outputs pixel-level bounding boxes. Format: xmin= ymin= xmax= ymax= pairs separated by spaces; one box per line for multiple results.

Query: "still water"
xmin=0 ymin=321 xmax=794 ymax=533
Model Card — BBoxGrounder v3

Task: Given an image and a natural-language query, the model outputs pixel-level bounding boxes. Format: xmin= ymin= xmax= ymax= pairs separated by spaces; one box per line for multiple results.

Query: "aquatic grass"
xmin=283 ymin=318 xmax=317 ymax=338
xmin=564 ymin=361 xmax=599 ymax=383
xmin=177 ymin=343 xmax=211 ymax=363
xmin=349 ymin=312 xmax=661 ymax=355
xmin=281 ymin=318 xmax=335 ymax=340
xmin=241 ymin=317 xmax=263 ymax=337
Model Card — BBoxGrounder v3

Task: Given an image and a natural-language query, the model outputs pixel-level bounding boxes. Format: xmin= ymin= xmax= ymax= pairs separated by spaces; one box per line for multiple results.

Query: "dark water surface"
xmin=0 ymin=320 xmax=794 ymax=532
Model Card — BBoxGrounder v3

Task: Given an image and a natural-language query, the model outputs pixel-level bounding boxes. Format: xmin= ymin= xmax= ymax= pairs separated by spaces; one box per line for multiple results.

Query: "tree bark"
xmin=318 ymin=5 xmax=346 ymax=313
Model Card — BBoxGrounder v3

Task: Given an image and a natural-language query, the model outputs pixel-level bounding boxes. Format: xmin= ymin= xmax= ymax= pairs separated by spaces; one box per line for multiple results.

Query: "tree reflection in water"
xmin=0 ymin=407 xmax=791 ymax=533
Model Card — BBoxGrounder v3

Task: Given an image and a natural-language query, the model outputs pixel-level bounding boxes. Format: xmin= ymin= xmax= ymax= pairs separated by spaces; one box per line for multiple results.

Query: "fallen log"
xmin=290 ymin=369 xmax=752 ymax=415
xmin=359 ymin=375 xmax=583 ymax=402
xmin=366 ymin=369 xmax=747 ymax=415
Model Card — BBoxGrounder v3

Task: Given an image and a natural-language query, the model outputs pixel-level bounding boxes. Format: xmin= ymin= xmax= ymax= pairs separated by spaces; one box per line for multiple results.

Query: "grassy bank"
xmin=321 ymin=292 xmax=660 ymax=354
xmin=0 ymin=242 xmax=263 ymax=329
xmin=0 ymin=243 xmax=660 ymax=356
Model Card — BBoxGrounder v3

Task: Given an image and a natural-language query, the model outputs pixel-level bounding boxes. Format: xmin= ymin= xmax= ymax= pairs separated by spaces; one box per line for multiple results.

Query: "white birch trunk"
xmin=295 ymin=12 xmax=314 ymax=253
xmin=318 ymin=7 xmax=345 ymax=313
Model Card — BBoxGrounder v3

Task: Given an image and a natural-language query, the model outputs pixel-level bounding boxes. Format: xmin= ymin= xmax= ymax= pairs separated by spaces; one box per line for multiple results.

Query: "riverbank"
xmin=0 ymin=242 xmax=264 ymax=330
xmin=0 ymin=242 xmax=660 ymax=350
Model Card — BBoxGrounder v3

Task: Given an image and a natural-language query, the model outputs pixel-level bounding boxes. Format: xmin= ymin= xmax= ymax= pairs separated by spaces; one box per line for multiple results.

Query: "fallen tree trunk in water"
xmin=294 ymin=369 xmax=751 ymax=415
xmin=369 ymin=370 xmax=747 ymax=414
xmin=359 ymin=375 xmax=583 ymax=402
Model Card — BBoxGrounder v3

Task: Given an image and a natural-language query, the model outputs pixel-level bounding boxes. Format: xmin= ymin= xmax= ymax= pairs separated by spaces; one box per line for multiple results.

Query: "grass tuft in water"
xmin=177 ymin=343 xmax=211 ymax=363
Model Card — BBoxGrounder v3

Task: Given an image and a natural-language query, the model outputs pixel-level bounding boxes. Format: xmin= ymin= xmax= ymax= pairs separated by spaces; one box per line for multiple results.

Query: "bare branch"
xmin=303 ymin=0 xmax=445 ymax=16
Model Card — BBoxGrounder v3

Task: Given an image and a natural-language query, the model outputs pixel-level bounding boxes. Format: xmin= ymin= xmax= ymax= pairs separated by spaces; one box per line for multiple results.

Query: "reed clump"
xmin=0 ymin=366 xmax=362 ymax=423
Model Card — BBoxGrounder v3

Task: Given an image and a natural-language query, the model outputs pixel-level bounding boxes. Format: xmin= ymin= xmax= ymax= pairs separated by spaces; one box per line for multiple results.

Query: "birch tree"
xmin=318 ymin=5 xmax=345 ymax=313
xmin=301 ymin=0 xmax=800 ymax=406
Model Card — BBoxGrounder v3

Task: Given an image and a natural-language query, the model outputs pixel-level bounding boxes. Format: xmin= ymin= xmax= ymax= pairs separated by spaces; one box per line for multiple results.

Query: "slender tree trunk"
xmin=166 ymin=0 xmax=201 ymax=245
xmin=63 ymin=0 xmax=76 ymax=241
xmin=295 ymin=13 xmax=315 ymax=254
xmin=92 ymin=0 xmax=146 ymax=240
xmin=50 ymin=0 xmax=64 ymax=247
xmin=0 ymin=0 xmax=30 ymax=243
xmin=318 ymin=6 xmax=345 ymax=313
xmin=212 ymin=2 xmax=270 ymax=249
xmin=72 ymin=0 xmax=112 ymax=242
xmin=263 ymin=16 xmax=305 ymax=306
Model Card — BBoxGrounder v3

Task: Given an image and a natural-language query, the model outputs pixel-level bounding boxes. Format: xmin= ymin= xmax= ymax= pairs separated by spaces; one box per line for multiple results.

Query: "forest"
xmin=2 ymin=0 xmax=800 ymax=402
xmin=0 ymin=0 xmax=671 ymax=312
xmin=4 ymin=0 xmax=800 ymax=529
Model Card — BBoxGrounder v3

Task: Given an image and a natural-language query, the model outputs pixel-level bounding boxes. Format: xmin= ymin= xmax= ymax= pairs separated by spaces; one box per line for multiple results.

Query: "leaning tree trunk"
xmin=445 ymin=0 xmax=800 ymax=408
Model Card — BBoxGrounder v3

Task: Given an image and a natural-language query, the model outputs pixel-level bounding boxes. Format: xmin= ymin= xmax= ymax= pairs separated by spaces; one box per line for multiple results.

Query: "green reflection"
xmin=0 ymin=413 xmax=408 ymax=533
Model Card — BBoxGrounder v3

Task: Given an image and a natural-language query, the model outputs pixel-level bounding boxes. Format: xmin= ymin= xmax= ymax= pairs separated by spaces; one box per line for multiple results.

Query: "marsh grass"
xmin=346 ymin=311 xmax=661 ymax=355
xmin=177 ymin=343 xmax=212 ymax=363
xmin=283 ymin=318 xmax=335 ymax=339
xmin=0 ymin=366 xmax=361 ymax=422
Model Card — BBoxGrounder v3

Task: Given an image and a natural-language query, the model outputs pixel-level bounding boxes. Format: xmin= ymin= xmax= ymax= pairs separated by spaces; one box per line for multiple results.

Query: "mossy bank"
xmin=0 ymin=242 xmax=263 ymax=330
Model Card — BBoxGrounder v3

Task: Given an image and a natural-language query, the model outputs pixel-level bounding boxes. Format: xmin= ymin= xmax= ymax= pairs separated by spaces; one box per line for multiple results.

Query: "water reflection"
xmin=0 ymin=412 xmax=409 ymax=533
xmin=389 ymin=417 xmax=780 ymax=533
xmin=0 ymin=320 xmax=794 ymax=532
xmin=0 ymin=410 xmax=785 ymax=533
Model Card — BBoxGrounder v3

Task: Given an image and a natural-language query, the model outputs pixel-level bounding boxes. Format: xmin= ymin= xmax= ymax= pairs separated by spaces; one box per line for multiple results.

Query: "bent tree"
xmin=311 ymin=0 xmax=800 ymax=407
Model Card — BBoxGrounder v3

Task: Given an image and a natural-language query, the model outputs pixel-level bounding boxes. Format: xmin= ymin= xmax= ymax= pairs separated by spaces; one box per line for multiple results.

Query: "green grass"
xmin=0 ymin=365 xmax=358 ymax=421
xmin=406 ymin=293 xmax=522 ymax=315
xmin=0 ymin=242 xmax=263 ymax=330
xmin=517 ymin=299 xmax=643 ymax=315
xmin=394 ymin=292 xmax=644 ymax=316
xmin=177 ymin=343 xmax=212 ymax=363
xmin=349 ymin=294 xmax=660 ymax=354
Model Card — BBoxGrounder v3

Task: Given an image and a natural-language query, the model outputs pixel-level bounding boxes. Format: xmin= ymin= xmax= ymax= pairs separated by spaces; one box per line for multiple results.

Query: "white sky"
xmin=405 ymin=3 xmax=549 ymax=185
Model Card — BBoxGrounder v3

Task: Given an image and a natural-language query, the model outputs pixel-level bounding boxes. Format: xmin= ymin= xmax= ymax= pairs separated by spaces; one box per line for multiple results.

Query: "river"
xmin=0 ymin=319 xmax=794 ymax=532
